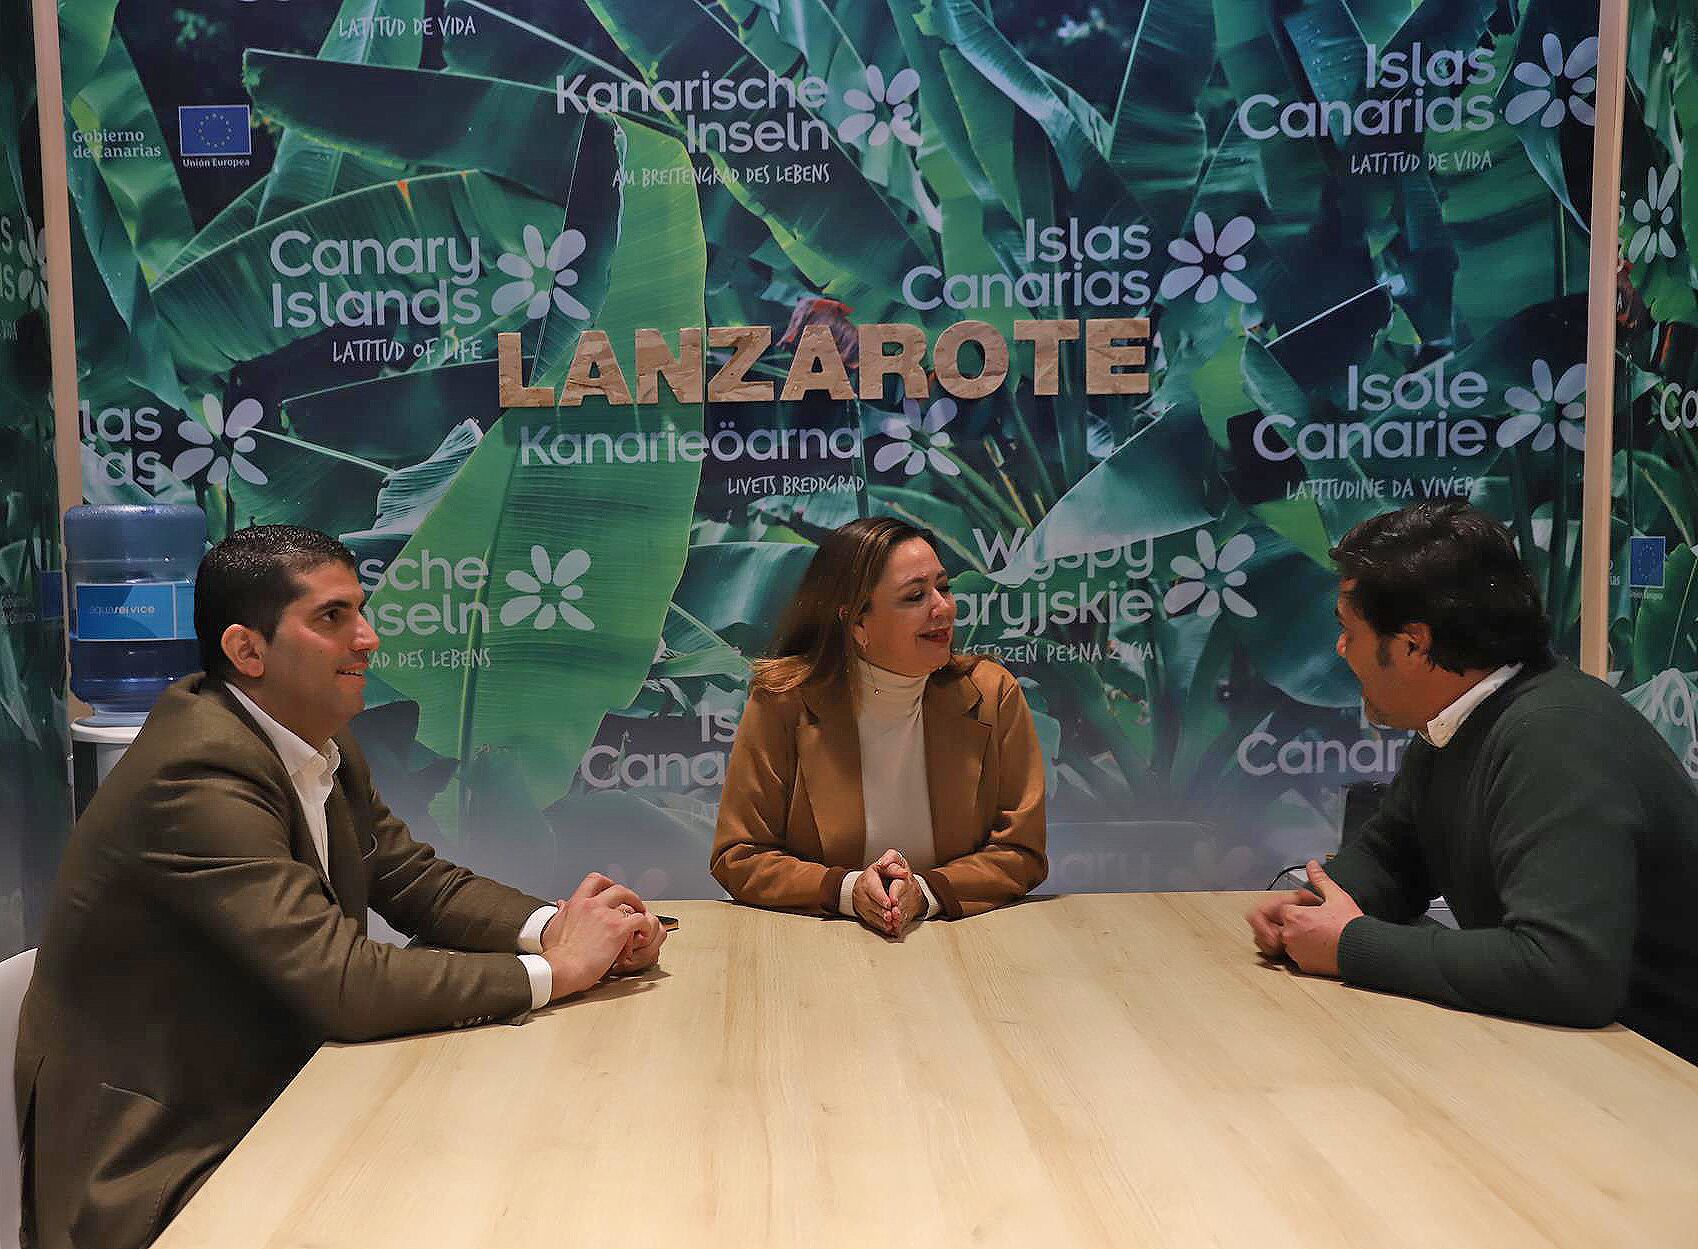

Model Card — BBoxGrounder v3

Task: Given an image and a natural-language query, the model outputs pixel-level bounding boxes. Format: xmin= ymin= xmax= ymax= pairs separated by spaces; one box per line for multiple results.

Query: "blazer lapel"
xmin=796 ymin=683 xmax=868 ymax=868
xmin=923 ymin=670 xmax=991 ymax=862
xmin=324 ymin=779 xmax=367 ymax=924
xmin=210 ymin=682 xmax=337 ymax=897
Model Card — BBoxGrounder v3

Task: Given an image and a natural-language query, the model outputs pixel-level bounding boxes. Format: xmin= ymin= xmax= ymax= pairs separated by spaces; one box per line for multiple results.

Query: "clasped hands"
xmin=538 ymin=872 xmax=667 ymax=1000
xmin=851 ymin=849 xmax=927 ymax=938
xmin=1244 ymin=859 xmax=1363 ymax=977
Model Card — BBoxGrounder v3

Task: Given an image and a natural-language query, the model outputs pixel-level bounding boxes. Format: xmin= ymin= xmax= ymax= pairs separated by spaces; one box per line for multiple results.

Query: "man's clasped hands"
xmin=537 ymin=872 xmax=669 ymax=998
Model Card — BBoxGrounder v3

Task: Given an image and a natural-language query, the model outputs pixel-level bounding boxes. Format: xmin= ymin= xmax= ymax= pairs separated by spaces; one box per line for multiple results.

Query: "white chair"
xmin=0 ymin=948 xmax=37 ymax=1249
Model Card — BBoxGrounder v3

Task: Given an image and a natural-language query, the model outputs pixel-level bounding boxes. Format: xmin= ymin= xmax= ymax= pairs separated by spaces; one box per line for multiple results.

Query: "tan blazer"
xmin=16 ymin=676 xmax=544 ymax=1249
xmin=711 ymin=659 xmax=1046 ymax=917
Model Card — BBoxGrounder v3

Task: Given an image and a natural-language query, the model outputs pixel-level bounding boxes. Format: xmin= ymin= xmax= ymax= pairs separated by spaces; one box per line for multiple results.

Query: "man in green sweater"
xmin=1246 ymin=503 xmax=1698 ymax=1063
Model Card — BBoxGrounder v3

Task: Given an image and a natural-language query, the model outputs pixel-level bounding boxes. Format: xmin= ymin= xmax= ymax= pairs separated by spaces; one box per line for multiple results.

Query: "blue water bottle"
xmin=65 ymin=504 xmax=205 ymax=723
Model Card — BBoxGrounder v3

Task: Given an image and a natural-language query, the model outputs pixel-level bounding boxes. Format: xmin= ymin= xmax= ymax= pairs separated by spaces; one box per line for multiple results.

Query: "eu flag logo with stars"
xmin=178 ymin=105 xmax=251 ymax=157
xmin=1629 ymin=535 xmax=1667 ymax=589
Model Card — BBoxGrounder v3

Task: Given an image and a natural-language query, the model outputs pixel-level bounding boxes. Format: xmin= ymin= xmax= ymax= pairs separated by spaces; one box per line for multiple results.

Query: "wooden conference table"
xmin=154 ymin=894 xmax=1698 ymax=1249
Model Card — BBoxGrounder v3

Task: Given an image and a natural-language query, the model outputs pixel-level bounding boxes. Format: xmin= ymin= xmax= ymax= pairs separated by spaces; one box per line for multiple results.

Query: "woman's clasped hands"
xmin=850 ymin=849 xmax=926 ymax=937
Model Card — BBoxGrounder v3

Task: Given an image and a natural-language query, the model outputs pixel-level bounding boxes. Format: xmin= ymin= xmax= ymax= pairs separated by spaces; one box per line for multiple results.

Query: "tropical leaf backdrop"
xmin=1613 ymin=0 xmax=1698 ymax=782
xmin=1 ymin=0 xmax=69 ymax=956
xmin=57 ymin=0 xmax=1614 ymax=898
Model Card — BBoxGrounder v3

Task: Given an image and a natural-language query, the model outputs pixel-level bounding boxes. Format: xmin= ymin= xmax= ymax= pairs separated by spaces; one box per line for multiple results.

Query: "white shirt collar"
xmin=1422 ymin=663 xmax=1522 ymax=747
xmin=226 ymin=684 xmax=341 ymax=779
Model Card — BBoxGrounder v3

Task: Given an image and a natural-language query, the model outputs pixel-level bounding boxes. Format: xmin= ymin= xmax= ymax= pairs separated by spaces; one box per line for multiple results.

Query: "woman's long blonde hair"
xmin=751 ymin=517 xmax=970 ymax=696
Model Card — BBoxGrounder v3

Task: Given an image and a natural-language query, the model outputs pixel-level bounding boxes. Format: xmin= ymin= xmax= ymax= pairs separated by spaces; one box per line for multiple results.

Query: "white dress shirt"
xmin=1421 ymin=664 xmax=1523 ymax=747
xmin=837 ymin=660 xmax=943 ymax=921
xmin=226 ymin=685 xmax=555 ymax=1008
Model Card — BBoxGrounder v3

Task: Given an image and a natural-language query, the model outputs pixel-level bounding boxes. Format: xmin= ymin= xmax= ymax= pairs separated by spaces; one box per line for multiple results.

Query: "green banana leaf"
xmin=886 ymin=0 xmax=998 ymax=210
xmin=1256 ymin=212 xmax=1389 ymax=390
xmin=1442 ymin=297 xmax=1588 ymax=518
xmin=1169 ymin=614 xmax=1248 ymax=789
xmin=867 ymin=485 xmax=985 ymax=572
xmin=258 ymin=0 xmax=426 ymax=223
xmin=156 ymin=180 xmax=266 ymax=284
xmin=670 ymin=540 xmax=815 ymax=654
xmin=238 ymin=60 xmax=612 ymax=386
xmin=443 ymin=0 xmax=657 ymax=100
xmin=1279 ymin=0 xmax=1368 ymax=140
xmin=988 ymin=414 xmax=1216 ymax=586
xmin=1620 ymin=451 xmax=1696 ymax=549
xmin=56 ymin=0 xmax=120 ymax=101
xmin=280 ymin=359 xmax=500 ymax=462
xmin=1381 ymin=0 xmax=1496 ymax=60
xmin=245 ymin=52 xmax=578 ymax=205
xmin=1344 ymin=0 xmax=1418 ymax=47
xmin=368 ymin=118 xmax=708 ymax=810
xmin=748 ymin=484 xmax=986 ymax=573
xmin=1388 ymin=170 xmax=1460 ymax=345
xmin=66 ymin=31 xmax=194 ymax=283
xmin=720 ymin=0 xmax=935 ymax=220
xmin=584 ymin=0 xmax=934 ymax=319
xmin=341 ymin=419 xmax=482 ymax=546
xmin=1108 ymin=0 xmax=1214 ymax=234
xmin=1496 ymin=0 xmax=1596 ymax=231
xmin=63 ymin=151 xmax=191 ymax=414
xmin=339 ymin=419 xmax=484 ymax=567
xmin=1241 ymin=338 xmax=1381 ymax=552
xmin=220 ymin=415 xmax=391 ymax=540
xmin=1234 ymin=529 xmax=1358 ymax=707
xmin=938 ymin=47 xmax=1038 ymax=227
xmin=748 ymin=491 xmax=860 ymax=541
xmin=1242 ymin=336 xmax=1385 ymax=543
xmin=918 ymin=0 xmax=1107 ymax=193
xmin=1211 ymin=0 xmax=1332 ymax=227
xmin=652 ymin=602 xmax=746 ymax=681
xmin=1431 ymin=37 xmax=1585 ymax=329
xmin=150 ymin=169 xmax=582 ymax=379
xmin=350 ymin=698 xmax=460 ymax=831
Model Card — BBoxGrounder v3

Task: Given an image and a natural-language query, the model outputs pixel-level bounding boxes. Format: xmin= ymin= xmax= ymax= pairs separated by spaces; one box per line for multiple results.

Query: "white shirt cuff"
xmin=838 ymin=870 xmax=861 ymax=917
xmin=915 ymin=874 xmax=941 ymax=919
xmin=516 ymin=904 xmax=555 ymax=954
xmin=519 ymin=954 xmax=553 ymax=1010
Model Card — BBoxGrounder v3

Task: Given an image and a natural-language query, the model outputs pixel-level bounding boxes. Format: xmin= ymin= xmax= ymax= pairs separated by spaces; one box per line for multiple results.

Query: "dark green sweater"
xmin=1329 ymin=659 xmax=1698 ymax=1063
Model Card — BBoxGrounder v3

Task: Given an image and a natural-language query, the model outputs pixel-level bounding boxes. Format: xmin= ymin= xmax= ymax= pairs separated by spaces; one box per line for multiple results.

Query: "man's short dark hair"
xmin=1329 ymin=503 xmax=1551 ymax=673
xmin=195 ymin=526 xmax=358 ymax=680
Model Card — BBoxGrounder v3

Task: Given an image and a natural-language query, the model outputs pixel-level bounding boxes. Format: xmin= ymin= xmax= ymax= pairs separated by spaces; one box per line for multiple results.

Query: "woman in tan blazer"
xmin=711 ymin=517 xmax=1046 ymax=934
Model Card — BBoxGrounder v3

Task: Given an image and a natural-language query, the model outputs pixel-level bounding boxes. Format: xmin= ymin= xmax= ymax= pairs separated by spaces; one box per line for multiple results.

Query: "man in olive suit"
xmin=16 ymin=526 xmax=666 ymax=1249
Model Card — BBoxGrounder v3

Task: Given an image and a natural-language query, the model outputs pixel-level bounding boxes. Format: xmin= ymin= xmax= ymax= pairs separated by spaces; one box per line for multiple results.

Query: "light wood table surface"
xmin=154 ymin=893 xmax=1698 ymax=1249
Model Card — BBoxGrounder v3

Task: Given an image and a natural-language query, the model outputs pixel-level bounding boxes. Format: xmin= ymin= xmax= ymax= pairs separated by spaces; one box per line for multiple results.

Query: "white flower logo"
xmin=500 ymin=545 xmax=595 ymax=632
xmin=493 ymin=224 xmax=590 ymax=321
xmin=838 ymin=66 xmax=920 ymax=148
xmin=1505 ymin=34 xmax=1598 ymax=128
xmin=1499 ymin=360 xmax=1586 ymax=452
xmin=1627 ymin=165 xmax=1680 ymax=264
xmin=173 ymin=396 xmax=268 ymax=487
xmin=1159 ymin=213 xmax=1257 ymax=305
xmin=1163 ymin=530 xmax=1257 ymax=620
xmin=15 ymin=220 xmax=46 ymax=310
xmin=874 ymin=397 xmax=959 ymax=477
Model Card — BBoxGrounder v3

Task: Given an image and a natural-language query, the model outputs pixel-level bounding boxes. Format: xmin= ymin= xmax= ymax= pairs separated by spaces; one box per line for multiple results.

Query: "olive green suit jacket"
xmin=16 ymin=676 xmax=543 ymax=1249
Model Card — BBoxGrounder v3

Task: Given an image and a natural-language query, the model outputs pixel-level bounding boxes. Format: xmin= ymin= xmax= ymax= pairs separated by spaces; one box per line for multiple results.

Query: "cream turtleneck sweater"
xmin=837 ymin=659 xmax=942 ymax=921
